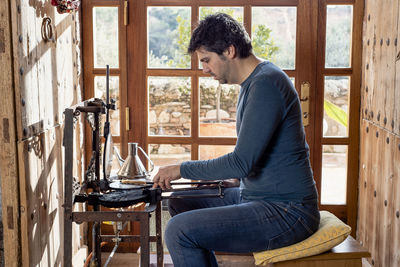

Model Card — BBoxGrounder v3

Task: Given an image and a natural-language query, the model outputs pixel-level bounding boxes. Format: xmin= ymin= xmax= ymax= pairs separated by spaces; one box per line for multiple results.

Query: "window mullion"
xmin=192 ymin=75 xmax=199 ymax=160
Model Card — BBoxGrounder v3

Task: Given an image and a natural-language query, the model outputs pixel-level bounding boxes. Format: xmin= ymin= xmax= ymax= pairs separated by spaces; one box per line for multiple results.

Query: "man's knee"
xmin=165 ymin=213 xmax=192 ymax=248
xmin=164 ymin=216 xmax=177 ymax=247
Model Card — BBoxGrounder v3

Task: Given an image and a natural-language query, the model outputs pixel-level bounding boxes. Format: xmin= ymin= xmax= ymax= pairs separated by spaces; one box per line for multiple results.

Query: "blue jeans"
xmin=165 ymin=187 xmax=320 ymax=267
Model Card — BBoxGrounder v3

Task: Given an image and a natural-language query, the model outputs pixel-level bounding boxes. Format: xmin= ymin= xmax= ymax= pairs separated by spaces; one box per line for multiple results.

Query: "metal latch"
xmin=300 ymin=82 xmax=310 ymax=127
xmin=124 ymin=1 xmax=129 ymax=26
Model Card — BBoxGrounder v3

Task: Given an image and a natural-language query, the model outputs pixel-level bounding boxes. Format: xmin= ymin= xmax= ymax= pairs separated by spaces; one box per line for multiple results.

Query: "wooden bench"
xmin=216 ymin=235 xmax=370 ymax=267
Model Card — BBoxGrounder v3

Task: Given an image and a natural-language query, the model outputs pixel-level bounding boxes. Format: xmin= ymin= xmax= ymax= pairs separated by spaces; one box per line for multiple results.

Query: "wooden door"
xmin=127 ymin=0 xmax=319 ymax=173
xmin=313 ymin=0 xmax=363 ymax=232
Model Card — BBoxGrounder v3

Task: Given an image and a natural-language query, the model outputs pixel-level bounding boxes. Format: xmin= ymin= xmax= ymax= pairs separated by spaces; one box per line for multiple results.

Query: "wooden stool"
xmin=267 ymin=235 xmax=370 ymax=267
xmin=216 ymin=236 xmax=370 ymax=267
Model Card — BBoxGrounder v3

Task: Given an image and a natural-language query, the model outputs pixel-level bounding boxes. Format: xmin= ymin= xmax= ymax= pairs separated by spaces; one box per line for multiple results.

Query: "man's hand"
xmin=152 ymin=164 xmax=182 ymax=190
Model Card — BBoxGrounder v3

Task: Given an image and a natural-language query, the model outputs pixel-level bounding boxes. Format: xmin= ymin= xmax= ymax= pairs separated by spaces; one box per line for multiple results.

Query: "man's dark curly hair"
xmin=188 ymin=13 xmax=252 ymax=58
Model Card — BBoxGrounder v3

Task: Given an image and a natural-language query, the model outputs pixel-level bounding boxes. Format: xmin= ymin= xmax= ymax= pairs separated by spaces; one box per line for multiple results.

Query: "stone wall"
xmin=148 ymin=78 xmax=240 ymax=138
xmin=148 ymin=77 xmax=348 ymax=138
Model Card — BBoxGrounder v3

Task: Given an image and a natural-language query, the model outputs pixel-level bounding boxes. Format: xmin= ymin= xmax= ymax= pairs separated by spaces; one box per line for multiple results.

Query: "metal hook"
xmin=41 ymin=17 xmax=54 ymax=42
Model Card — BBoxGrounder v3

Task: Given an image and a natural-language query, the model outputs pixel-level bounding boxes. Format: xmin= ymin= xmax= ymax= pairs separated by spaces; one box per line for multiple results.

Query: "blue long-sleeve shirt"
xmin=181 ymin=61 xmax=318 ymax=202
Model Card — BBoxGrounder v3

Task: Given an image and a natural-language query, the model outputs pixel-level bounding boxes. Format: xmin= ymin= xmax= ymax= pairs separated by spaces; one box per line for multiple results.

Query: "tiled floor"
xmin=101 ymin=253 xmax=139 ymax=266
xmin=101 ymin=252 xmax=174 ymax=267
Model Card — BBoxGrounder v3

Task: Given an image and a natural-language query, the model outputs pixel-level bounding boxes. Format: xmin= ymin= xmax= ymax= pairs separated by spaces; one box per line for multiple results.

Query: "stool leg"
xmin=140 ymin=213 xmax=150 ymax=267
xmin=156 ymin=201 xmax=164 ymax=267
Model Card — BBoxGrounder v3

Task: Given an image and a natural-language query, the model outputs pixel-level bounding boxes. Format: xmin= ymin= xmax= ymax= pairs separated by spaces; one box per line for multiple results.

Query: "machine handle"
xmin=138 ymin=146 xmax=155 ymax=173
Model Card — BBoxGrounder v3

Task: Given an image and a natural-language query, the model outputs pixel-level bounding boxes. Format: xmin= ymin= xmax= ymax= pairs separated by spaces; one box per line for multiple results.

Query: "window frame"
xmin=144 ymin=1 xmax=299 ymax=162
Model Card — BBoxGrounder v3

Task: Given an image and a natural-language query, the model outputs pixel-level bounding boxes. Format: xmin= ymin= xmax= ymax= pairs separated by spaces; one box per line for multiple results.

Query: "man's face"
xmin=196 ymin=48 xmax=230 ymax=84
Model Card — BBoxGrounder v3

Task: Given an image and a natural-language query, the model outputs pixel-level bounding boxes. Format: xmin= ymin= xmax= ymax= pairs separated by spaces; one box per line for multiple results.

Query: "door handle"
xmin=124 ymin=1 xmax=129 ymax=26
xmin=300 ymin=82 xmax=310 ymax=127
xmin=125 ymin=107 xmax=130 ymax=131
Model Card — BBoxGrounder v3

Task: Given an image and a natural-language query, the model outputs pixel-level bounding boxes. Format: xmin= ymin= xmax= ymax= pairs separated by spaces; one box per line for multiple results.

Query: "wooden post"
xmin=63 ymin=109 xmax=74 ymax=267
xmin=0 ymin=0 xmax=22 ymax=266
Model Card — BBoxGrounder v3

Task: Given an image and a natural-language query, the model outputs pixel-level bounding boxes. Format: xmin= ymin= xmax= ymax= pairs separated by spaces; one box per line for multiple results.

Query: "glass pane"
xmin=321 ymin=145 xmax=348 ymax=205
xmin=100 ymin=142 xmax=121 ymax=179
xmin=199 ymin=145 xmax=235 ymax=160
xmin=325 ymin=5 xmax=353 ymax=68
xmin=149 ymin=144 xmax=191 ymax=166
xmin=148 ymin=7 xmax=191 ymax=69
xmin=110 ymin=143 xmax=121 ymax=176
xmin=252 ymin=7 xmax=296 ymax=69
xmin=94 ymin=76 xmax=120 ymax=136
xmin=148 ymin=77 xmax=191 ymax=136
xmin=93 ymin=7 xmax=119 ymax=68
xmin=199 ymin=77 xmax=239 ymax=137
xmin=323 ymin=76 xmax=349 ymax=137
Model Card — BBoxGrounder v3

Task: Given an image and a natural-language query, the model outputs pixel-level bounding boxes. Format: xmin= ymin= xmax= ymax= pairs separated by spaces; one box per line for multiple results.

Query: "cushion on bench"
xmin=253 ymin=210 xmax=351 ymax=265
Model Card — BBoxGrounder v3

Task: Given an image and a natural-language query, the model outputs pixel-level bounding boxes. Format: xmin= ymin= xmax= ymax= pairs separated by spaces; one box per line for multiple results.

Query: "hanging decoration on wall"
xmin=51 ymin=0 xmax=80 ymax=14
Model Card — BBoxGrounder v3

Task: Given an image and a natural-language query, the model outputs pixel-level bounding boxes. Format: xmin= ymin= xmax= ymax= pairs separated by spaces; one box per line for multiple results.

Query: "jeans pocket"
xmin=267 ymin=217 xmax=314 ymax=250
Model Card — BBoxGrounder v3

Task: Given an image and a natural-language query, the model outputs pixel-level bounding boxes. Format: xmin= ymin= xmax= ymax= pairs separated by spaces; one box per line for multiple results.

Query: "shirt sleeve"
xmin=180 ymin=77 xmax=284 ymax=180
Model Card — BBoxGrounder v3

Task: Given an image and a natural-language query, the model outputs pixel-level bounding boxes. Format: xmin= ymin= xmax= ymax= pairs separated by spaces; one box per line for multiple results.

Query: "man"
xmin=152 ymin=13 xmax=320 ymax=267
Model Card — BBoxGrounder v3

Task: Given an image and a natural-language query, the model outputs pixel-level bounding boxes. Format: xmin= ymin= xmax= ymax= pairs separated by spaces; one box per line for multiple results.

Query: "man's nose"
xmin=202 ymin=64 xmax=210 ymax=74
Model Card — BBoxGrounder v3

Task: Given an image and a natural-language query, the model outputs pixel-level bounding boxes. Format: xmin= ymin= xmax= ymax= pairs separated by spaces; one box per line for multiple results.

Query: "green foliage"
xmin=172 ymin=8 xmax=278 ymax=67
xmin=174 ymin=15 xmax=192 ymax=68
xmin=325 ymin=6 xmax=352 ymax=67
xmin=173 ymin=7 xmax=244 ymax=68
xmin=251 ymin=25 xmax=279 ymax=62
xmin=148 ymin=7 xmax=191 ymax=68
xmin=325 ymin=19 xmax=351 ymax=67
xmin=324 ymin=99 xmax=348 ymax=127
xmin=148 ymin=7 xmax=280 ymax=68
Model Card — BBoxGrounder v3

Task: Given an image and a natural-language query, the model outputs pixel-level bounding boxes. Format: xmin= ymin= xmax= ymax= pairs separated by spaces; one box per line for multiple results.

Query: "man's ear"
xmin=223 ymin=45 xmax=236 ymax=59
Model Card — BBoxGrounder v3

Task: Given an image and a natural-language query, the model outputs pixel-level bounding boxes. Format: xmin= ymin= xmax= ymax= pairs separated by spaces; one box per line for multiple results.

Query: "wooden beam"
xmin=346 ymin=0 xmax=363 ymax=238
xmin=0 ymin=1 xmax=22 ymax=266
